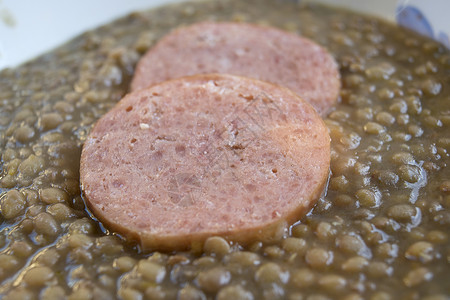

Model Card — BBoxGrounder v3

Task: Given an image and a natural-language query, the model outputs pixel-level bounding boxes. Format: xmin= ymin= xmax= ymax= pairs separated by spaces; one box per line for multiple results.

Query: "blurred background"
xmin=0 ymin=0 xmax=448 ymax=70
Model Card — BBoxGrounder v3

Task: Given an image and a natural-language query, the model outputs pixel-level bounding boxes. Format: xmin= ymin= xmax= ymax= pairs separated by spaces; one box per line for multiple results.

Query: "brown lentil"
xmin=40 ymin=285 xmax=67 ymax=300
xmin=22 ymin=265 xmax=55 ymax=287
xmin=216 ymin=285 xmax=254 ymax=300
xmin=0 ymin=0 xmax=448 ymax=298
xmin=255 ymin=262 xmax=289 ymax=285
xmin=405 ymin=241 xmax=435 ymax=263
xmin=318 ymin=274 xmax=347 ymax=293
xmin=341 ymin=256 xmax=369 ymax=273
xmin=39 ymin=187 xmax=69 ymax=204
xmin=196 ymin=267 xmax=231 ymax=293
xmin=203 ymin=236 xmax=230 ymax=257
xmin=118 ymin=288 xmax=143 ymax=300
xmin=10 ymin=240 xmax=34 ymax=258
xmin=403 ymin=267 xmax=433 ymax=287
xmin=136 ymin=260 xmax=166 ymax=283
xmin=305 ymin=248 xmax=333 ymax=269
xmin=386 ymin=204 xmax=418 ymax=222
xmin=1 ymin=189 xmax=26 ymax=219
xmin=224 ymin=251 xmax=261 ymax=268
xmin=281 ymin=237 xmax=307 ymax=254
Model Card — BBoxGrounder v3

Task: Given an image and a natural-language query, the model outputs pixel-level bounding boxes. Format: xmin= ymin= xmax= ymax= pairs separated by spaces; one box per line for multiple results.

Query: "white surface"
xmin=0 ymin=0 xmax=448 ymax=70
xmin=0 ymin=0 xmax=181 ymax=70
xmin=397 ymin=0 xmax=450 ymax=48
xmin=307 ymin=0 xmax=397 ymax=21
xmin=400 ymin=0 xmax=449 ymax=36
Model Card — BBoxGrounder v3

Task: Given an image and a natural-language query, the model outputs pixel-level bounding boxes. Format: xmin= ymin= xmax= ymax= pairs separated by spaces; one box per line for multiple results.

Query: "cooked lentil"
xmin=0 ymin=0 xmax=449 ymax=298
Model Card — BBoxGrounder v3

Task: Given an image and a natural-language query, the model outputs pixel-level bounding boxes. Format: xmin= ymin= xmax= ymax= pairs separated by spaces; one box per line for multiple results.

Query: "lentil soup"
xmin=0 ymin=0 xmax=449 ymax=299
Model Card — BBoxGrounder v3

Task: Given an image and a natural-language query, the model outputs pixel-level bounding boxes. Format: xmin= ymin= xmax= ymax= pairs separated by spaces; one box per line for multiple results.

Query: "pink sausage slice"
xmin=131 ymin=22 xmax=340 ymax=115
xmin=81 ymin=74 xmax=330 ymax=251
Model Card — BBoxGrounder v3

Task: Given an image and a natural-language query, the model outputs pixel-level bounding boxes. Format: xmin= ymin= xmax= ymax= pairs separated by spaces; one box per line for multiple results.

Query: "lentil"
xmin=22 ymin=266 xmax=55 ymax=287
xmin=341 ymin=256 xmax=368 ymax=273
xmin=136 ymin=260 xmax=166 ymax=283
xmin=318 ymin=274 xmax=347 ymax=293
xmin=305 ymin=248 xmax=332 ymax=269
xmin=216 ymin=285 xmax=254 ymax=300
xmin=178 ymin=285 xmax=206 ymax=300
xmin=203 ymin=236 xmax=230 ymax=257
xmin=224 ymin=251 xmax=261 ymax=267
xmin=255 ymin=262 xmax=289 ymax=285
xmin=281 ymin=237 xmax=307 ymax=254
xmin=196 ymin=267 xmax=231 ymax=293
xmin=403 ymin=267 xmax=433 ymax=287
xmin=34 ymin=212 xmax=60 ymax=237
xmin=0 ymin=189 xmax=26 ymax=219
xmin=40 ymin=285 xmax=67 ymax=299
xmin=0 ymin=0 xmax=448 ymax=298
xmin=386 ymin=204 xmax=418 ymax=222
xmin=39 ymin=187 xmax=69 ymax=204
xmin=405 ymin=241 xmax=435 ymax=263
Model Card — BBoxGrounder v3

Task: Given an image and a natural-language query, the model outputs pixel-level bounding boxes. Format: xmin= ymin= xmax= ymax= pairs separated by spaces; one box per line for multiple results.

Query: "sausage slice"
xmin=131 ymin=22 xmax=340 ymax=115
xmin=81 ymin=74 xmax=330 ymax=251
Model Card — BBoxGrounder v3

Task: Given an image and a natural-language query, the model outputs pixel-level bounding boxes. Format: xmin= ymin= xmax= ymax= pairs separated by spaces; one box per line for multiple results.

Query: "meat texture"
xmin=81 ymin=74 xmax=331 ymax=250
xmin=131 ymin=22 xmax=340 ymax=115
